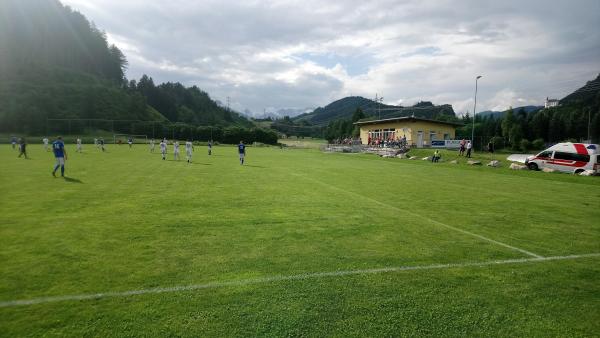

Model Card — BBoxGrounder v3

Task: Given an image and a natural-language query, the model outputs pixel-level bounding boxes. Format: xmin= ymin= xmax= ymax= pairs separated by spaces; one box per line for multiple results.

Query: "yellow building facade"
xmin=355 ymin=117 xmax=461 ymax=148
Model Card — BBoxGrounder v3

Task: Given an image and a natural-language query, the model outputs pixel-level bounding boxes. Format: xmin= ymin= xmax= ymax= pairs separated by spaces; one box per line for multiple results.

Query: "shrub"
xmin=520 ymin=139 xmax=531 ymax=152
xmin=532 ymin=138 xmax=545 ymax=150
xmin=489 ymin=136 xmax=505 ymax=149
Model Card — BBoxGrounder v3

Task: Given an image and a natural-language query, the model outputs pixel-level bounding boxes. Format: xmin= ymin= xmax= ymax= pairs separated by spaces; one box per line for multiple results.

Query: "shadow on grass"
xmin=63 ymin=176 xmax=83 ymax=183
xmin=243 ymin=164 xmax=266 ymax=168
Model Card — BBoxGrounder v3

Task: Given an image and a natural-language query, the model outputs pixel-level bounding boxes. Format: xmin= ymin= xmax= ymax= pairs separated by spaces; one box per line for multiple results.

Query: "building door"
xmin=417 ymin=131 xmax=423 ymax=148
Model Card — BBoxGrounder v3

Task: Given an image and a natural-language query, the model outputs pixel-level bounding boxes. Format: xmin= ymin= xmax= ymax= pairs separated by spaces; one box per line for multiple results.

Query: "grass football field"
xmin=1 ymin=143 xmax=599 ymax=336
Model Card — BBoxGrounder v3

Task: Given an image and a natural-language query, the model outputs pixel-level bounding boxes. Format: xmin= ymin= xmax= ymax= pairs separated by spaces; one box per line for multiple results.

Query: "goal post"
xmin=113 ymin=134 xmax=148 ymax=144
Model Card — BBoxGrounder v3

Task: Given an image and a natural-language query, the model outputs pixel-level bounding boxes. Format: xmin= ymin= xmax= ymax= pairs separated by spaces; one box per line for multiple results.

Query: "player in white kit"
xmin=43 ymin=137 xmax=49 ymax=151
xmin=160 ymin=140 xmax=167 ymax=160
xmin=150 ymin=139 xmax=155 ymax=153
xmin=173 ymin=141 xmax=180 ymax=160
xmin=76 ymin=138 xmax=82 ymax=152
xmin=185 ymin=141 xmax=194 ymax=163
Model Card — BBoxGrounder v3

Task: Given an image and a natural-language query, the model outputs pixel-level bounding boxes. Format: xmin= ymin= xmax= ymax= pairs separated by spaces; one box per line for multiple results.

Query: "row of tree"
xmin=323 ymin=108 xmax=366 ymax=141
xmin=129 ymin=75 xmax=250 ymax=127
xmin=457 ymin=103 xmax=600 ymax=150
xmin=45 ymin=119 xmax=279 ymax=145
xmin=147 ymin=124 xmax=279 ymax=145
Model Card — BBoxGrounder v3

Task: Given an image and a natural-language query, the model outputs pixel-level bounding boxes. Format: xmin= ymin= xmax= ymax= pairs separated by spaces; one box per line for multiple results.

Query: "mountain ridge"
xmin=293 ymin=96 xmax=457 ymax=126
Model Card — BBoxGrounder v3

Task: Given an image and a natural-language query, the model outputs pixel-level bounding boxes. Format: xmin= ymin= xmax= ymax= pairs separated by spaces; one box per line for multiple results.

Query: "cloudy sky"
xmin=62 ymin=0 xmax=600 ymax=116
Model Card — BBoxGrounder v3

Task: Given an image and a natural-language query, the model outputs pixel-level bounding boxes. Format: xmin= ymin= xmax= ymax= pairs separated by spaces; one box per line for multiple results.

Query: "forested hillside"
xmin=294 ymin=96 xmax=457 ymax=126
xmin=0 ymin=0 xmax=252 ymax=137
xmin=132 ymin=76 xmax=251 ymax=128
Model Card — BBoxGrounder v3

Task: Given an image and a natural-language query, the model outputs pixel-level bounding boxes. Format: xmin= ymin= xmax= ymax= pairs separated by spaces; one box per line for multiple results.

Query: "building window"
xmin=383 ymin=128 xmax=396 ymax=140
xmin=443 ymin=133 xmax=449 ymax=140
xmin=429 ymin=131 xmax=436 ymax=141
xmin=368 ymin=129 xmax=383 ymax=140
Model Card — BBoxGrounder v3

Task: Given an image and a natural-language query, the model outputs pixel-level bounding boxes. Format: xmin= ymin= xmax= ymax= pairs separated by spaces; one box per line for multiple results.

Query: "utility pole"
xmin=472 ymin=75 xmax=482 ymax=147
xmin=375 ymin=93 xmax=383 ymax=120
xmin=226 ymin=96 xmax=230 ymax=111
xmin=375 ymin=93 xmax=378 ymax=119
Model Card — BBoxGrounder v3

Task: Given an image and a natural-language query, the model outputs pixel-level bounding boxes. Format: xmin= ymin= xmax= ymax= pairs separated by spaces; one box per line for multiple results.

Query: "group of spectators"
xmin=458 ymin=139 xmax=473 ymax=158
xmin=368 ymin=136 xmax=408 ymax=148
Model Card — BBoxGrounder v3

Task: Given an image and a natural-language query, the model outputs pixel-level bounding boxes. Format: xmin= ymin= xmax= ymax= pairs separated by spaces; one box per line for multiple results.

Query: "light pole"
xmin=471 ymin=75 xmax=482 ymax=149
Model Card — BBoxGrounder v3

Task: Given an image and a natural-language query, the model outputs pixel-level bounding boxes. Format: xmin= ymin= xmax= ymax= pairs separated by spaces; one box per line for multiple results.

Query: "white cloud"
xmin=62 ymin=0 xmax=600 ymax=115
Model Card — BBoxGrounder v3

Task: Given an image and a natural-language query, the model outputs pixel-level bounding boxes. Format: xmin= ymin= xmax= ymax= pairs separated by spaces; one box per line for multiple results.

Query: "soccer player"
xmin=173 ymin=141 xmax=180 ymax=160
xmin=160 ymin=139 xmax=167 ymax=160
xmin=185 ymin=140 xmax=194 ymax=163
xmin=238 ymin=140 xmax=246 ymax=165
xmin=128 ymin=137 xmax=133 ymax=148
xmin=51 ymin=136 xmax=67 ymax=177
xmin=94 ymin=138 xmax=98 ymax=148
xmin=76 ymin=138 xmax=82 ymax=153
xmin=10 ymin=136 xmax=17 ymax=150
xmin=43 ymin=137 xmax=49 ymax=151
xmin=17 ymin=138 xmax=28 ymax=159
xmin=208 ymin=140 xmax=212 ymax=155
xmin=99 ymin=138 xmax=106 ymax=152
xmin=150 ymin=139 xmax=155 ymax=153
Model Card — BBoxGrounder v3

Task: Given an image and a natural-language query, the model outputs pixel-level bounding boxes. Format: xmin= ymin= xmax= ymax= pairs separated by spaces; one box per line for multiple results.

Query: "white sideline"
xmin=1 ymin=253 xmax=598 ymax=308
xmin=295 ymin=174 xmax=543 ymax=258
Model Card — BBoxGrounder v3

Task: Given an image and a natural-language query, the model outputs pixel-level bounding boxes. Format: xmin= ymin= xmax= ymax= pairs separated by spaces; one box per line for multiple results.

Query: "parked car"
xmin=525 ymin=143 xmax=599 ymax=174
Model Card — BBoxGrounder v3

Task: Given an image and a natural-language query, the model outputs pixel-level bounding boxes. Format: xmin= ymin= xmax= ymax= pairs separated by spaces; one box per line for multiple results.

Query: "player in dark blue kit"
xmin=238 ymin=141 xmax=246 ymax=165
xmin=51 ymin=136 xmax=68 ymax=177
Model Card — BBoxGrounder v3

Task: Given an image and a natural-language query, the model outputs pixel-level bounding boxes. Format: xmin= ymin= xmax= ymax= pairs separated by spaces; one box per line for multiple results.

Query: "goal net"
xmin=113 ymin=134 xmax=148 ymax=144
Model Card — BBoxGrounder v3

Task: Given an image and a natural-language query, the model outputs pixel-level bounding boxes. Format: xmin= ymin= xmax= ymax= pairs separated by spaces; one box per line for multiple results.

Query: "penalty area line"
xmin=1 ymin=253 xmax=599 ymax=308
xmin=293 ymin=174 xmax=543 ymax=258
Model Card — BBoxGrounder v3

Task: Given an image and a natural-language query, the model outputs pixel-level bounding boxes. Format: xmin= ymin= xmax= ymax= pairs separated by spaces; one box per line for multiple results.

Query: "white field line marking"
xmin=294 ymin=174 xmax=543 ymax=258
xmin=1 ymin=253 xmax=598 ymax=308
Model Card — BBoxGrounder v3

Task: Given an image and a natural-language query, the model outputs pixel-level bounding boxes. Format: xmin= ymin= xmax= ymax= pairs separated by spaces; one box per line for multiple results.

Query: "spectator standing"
xmin=466 ymin=141 xmax=472 ymax=158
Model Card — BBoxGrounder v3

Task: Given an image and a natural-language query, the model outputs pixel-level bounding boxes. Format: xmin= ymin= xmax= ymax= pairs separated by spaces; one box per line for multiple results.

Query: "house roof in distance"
xmin=354 ymin=116 xmax=463 ymax=127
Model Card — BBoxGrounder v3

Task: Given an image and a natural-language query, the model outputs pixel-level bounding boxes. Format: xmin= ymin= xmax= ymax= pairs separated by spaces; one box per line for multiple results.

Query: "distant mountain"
xmin=294 ymin=96 xmax=456 ymax=126
xmin=478 ymin=105 xmax=543 ymax=119
xmin=242 ymin=107 xmax=314 ymax=119
xmin=293 ymin=97 xmax=377 ymax=125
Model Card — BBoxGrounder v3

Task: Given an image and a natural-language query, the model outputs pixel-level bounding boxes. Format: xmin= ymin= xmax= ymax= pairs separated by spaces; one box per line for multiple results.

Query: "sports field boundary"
xmin=1 ymin=253 xmax=598 ymax=308
xmin=293 ymin=173 xmax=543 ymax=258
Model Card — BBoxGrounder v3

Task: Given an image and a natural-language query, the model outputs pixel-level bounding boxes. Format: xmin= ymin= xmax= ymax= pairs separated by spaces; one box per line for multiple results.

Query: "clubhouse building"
xmin=354 ymin=116 xmax=462 ymax=148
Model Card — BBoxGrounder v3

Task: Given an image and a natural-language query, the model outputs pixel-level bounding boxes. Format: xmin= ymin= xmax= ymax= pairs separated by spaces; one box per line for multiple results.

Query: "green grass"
xmin=1 ymin=143 xmax=599 ymax=336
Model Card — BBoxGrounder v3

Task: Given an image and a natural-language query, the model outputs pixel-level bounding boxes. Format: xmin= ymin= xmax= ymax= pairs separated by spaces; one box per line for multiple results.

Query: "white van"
xmin=525 ymin=143 xmax=599 ymax=174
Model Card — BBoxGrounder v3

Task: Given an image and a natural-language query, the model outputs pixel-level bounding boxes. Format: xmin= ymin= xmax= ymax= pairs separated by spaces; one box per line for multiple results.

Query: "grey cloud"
xmin=64 ymin=0 xmax=600 ymax=114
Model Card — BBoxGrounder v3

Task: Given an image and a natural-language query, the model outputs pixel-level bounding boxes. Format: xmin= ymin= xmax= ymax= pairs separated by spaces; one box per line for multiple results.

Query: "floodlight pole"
xmin=472 ymin=75 xmax=482 ymax=149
